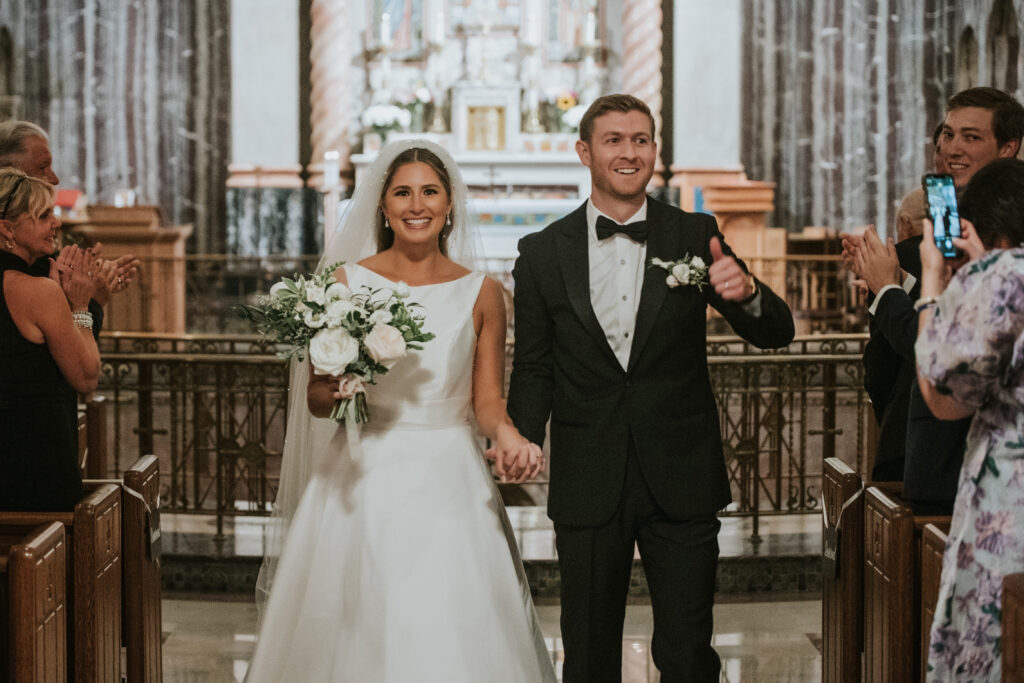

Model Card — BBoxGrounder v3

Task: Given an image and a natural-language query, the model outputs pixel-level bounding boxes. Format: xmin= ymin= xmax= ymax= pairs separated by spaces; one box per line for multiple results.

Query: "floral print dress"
xmin=917 ymin=248 xmax=1024 ymax=682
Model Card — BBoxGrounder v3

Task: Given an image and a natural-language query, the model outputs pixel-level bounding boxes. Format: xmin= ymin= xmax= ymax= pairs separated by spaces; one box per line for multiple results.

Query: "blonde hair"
xmin=0 ymin=168 xmax=54 ymax=221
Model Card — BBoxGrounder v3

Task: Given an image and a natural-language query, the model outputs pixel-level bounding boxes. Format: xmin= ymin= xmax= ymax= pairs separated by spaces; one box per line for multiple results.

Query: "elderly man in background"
xmin=0 ymin=120 xmax=139 ymax=335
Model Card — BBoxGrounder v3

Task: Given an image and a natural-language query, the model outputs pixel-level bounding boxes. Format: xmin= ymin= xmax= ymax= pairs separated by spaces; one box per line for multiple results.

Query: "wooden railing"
xmin=92 ymin=333 xmax=872 ymax=539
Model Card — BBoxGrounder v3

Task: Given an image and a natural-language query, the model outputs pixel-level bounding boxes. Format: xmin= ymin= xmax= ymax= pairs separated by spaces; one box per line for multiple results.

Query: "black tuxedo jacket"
xmin=862 ymin=237 xmax=922 ymax=480
xmin=864 ymin=235 xmax=969 ymax=505
xmin=507 ymin=198 xmax=795 ymax=526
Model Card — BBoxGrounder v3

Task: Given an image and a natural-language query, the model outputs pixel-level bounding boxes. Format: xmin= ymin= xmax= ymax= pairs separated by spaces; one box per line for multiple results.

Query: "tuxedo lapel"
xmin=627 ymin=200 xmax=680 ymax=372
xmin=556 ymin=206 xmax=622 ymax=369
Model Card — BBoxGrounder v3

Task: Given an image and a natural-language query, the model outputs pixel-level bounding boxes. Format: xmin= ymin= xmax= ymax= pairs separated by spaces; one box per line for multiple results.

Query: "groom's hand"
xmin=708 ymin=236 xmax=755 ymax=301
xmin=485 ymin=442 xmax=545 ymax=483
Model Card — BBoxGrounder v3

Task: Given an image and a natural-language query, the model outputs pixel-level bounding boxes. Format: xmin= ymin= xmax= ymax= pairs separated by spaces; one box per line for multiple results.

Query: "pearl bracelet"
xmin=72 ymin=310 xmax=94 ymax=329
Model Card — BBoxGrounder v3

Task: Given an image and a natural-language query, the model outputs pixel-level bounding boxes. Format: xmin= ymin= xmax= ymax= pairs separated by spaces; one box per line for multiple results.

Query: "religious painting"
xmin=371 ymin=0 xmax=424 ymax=59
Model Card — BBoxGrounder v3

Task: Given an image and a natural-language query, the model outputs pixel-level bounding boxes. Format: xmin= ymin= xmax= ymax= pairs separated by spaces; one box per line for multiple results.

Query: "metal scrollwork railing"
xmin=95 ymin=332 xmax=873 ymax=538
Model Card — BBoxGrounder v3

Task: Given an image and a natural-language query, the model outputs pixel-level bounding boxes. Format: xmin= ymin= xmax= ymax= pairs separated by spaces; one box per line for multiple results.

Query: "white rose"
xmin=326 ymin=282 xmax=351 ymax=301
xmin=666 ymin=275 xmax=679 ymax=288
xmin=393 ymin=282 xmax=411 ymax=298
xmin=309 ymin=327 xmax=359 ymax=376
xmin=364 ymin=323 xmax=407 ymax=366
xmin=270 ymin=281 xmax=290 ymax=298
xmin=325 ymin=298 xmax=356 ymax=323
xmin=650 ymin=257 xmax=668 ymax=268
xmin=303 ymin=309 xmax=327 ymax=328
xmin=336 ymin=373 xmax=366 ymax=399
xmin=369 ymin=309 xmax=393 ymax=324
xmin=690 ymin=256 xmax=705 ymax=269
xmin=671 ymin=263 xmax=691 ymax=283
xmin=304 ymin=283 xmax=326 ymax=306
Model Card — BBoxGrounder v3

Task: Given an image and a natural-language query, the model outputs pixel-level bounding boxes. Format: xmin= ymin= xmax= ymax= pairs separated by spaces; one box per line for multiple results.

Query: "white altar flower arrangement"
xmin=361 ymin=104 xmax=413 ymax=141
xmin=649 ymin=255 xmax=709 ymax=290
xmin=237 ymin=262 xmax=435 ymax=423
xmin=393 ymin=86 xmax=433 ymax=132
xmin=561 ymin=104 xmax=587 ymax=132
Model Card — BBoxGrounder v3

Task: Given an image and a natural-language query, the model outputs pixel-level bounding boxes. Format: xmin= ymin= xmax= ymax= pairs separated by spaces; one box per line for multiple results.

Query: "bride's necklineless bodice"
xmin=344 ymin=264 xmax=485 ymax=431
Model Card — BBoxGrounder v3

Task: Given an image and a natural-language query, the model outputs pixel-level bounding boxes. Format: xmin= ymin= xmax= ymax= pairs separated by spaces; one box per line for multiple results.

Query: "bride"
xmin=245 ymin=139 xmax=557 ymax=682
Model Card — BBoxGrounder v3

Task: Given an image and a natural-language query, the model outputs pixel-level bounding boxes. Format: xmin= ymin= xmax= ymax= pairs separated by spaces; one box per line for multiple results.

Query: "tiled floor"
xmin=162 ymin=596 xmax=822 ymax=682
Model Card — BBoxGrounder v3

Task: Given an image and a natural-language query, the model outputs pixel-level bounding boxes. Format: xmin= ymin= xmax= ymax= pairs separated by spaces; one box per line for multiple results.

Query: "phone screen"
xmin=922 ymin=174 xmax=962 ymax=258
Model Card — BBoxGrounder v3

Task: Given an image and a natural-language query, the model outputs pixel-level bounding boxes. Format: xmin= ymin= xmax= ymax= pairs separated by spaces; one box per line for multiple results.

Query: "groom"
xmin=505 ymin=94 xmax=794 ymax=682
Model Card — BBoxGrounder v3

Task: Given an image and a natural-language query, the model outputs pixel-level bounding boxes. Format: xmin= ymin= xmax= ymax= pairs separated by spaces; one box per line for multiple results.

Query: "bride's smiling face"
xmin=381 ymin=161 xmax=452 ymax=250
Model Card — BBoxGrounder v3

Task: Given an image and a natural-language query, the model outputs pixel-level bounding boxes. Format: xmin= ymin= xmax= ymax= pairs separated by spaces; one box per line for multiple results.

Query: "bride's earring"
xmin=446 ymin=213 xmax=452 ymax=228
xmin=384 ymin=215 xmax=391 ymax=231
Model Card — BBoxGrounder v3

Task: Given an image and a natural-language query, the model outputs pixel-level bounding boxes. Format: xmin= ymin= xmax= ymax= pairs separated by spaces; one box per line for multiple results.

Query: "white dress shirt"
xmin=587 ymin=200 xmax=647 ymax=369
xmin=869 ymin=273 xmax=918 ymax=316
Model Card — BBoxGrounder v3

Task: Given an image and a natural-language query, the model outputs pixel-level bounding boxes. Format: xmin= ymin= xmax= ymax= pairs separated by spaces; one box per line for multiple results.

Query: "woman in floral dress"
xmin=915 ymin=158 xmax=1024 ymax=682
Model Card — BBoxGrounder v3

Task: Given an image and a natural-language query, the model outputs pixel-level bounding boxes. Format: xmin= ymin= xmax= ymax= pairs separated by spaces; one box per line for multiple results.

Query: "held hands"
xmin=708 ymin=237 xmax=755 ymax=301
xmin=485 ymin=423 xmax=545 ymax=484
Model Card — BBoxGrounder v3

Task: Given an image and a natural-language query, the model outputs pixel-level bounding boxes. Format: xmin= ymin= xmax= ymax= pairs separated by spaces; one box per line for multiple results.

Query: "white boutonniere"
xmin=649 ymin=255 xmax=709 ymax=290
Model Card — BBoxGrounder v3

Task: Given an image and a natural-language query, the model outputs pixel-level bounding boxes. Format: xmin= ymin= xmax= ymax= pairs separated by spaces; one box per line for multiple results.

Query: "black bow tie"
xmin=595 ymin=215 xmax=649 ymax=243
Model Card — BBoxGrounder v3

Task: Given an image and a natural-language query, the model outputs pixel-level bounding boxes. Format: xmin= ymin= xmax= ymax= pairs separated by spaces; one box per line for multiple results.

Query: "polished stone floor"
xmin=162 ymin=596 xmax=822 ymax=682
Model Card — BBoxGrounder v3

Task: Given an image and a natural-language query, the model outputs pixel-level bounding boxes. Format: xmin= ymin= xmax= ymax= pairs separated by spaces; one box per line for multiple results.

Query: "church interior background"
xmin=2 ymin=0 xmax=1023 ymax=680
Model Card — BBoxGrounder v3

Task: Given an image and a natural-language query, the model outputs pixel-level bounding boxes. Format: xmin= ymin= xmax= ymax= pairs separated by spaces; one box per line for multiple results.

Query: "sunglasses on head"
xmin=0 ymin=176 xmax=28 ymax=220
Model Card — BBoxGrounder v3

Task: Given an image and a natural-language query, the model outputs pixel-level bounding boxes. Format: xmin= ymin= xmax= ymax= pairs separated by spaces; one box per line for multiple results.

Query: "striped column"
xmin=309 ymin=0 xmax=352 ymax=189
xmin=621 ymin=0 xmax=665 ymax=183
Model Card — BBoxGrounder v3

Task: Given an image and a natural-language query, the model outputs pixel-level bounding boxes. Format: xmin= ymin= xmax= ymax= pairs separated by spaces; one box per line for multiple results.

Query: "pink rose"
xmin=364 ymin=323 xmax=406 ymax=366
xmin=337 ymin=373 xmax=366 ymax=399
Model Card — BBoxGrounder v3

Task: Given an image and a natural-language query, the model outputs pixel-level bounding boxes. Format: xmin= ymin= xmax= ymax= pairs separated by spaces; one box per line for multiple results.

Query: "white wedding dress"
xmin=246 ymin=264 xmax=556 ymax=682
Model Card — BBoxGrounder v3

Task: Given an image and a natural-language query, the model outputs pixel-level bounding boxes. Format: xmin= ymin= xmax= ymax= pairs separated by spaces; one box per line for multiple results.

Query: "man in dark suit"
xmin=854 ymin=228 xmax=971 ymax=511
xmin=505 ymin=94 xmax=794 ymax=682
xmin=846 ymin=87 xmax=1024 ymax=510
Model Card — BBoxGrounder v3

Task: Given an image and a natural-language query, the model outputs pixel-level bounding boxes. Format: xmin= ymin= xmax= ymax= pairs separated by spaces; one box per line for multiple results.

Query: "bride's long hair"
xmin=255 ymin=139 xmax=479 ymax=617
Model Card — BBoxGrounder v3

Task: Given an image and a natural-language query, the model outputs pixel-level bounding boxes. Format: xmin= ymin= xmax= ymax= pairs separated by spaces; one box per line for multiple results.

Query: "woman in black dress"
xmin=0 ymin=169 xmax=101 ymax=511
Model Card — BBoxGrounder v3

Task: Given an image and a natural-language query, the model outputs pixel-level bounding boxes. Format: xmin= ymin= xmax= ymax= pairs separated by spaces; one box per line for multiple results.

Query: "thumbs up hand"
xmin=708 ymin=236 xmax=755 ymax=301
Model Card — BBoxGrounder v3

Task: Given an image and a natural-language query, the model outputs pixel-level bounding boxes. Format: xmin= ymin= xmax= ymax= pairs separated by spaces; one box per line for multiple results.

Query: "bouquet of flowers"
xmin=361 ymin=104 xmax=413 ymax=141
xmin=237 ymin=262 xmax=435 ymax=423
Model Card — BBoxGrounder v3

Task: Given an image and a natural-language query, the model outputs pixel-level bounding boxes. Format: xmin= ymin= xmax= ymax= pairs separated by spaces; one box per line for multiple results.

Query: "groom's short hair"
xmin=578 ymin=94 xmax=655 ymax=143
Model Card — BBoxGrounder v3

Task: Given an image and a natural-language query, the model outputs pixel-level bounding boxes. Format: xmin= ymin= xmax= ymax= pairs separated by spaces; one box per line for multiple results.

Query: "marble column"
xmin=309 ymin=0 xmax=353 ymax=191
xmin=670 ymin=0 xmax=744 ymax=204
xmin=227 ymin=0 xmax=318 ymax=257
xmin=621 ymin=0 xmax=665 ymax=185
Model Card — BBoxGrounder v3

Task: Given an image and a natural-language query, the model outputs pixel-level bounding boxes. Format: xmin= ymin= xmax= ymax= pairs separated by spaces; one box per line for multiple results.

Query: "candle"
xmin=380 ymin=12 xmax=392 ymax=48
xmin=584 ymin=10 xmax=596 ymax=46
xmin=432 ymin=9 xmax=445 ymax=44
xmin=323 ymin=150 xmax=340 ymax=191
xmin=522 ymin=0 xmax=541 ymax=47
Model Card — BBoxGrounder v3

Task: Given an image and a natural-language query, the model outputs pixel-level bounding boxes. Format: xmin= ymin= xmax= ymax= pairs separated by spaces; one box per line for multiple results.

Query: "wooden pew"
xmin=1005 ymin=574 xmax=1024 ymax=683
xmin=821 ymin=457 xmax=865 ymax=683
xmin=77 ymin=395 xmax=108 ymax=480
xmin=919 ymin=522 xmax=949 ymax=682
xmin=0 ymin=523 xmax=68 ymax=683
xmin=0 ymin=484 xmax=122 ymax=683
xmin=863 ymin=487 xmax=950 ymax=682
xmin=122 ymin=455 xmax=163 ymax=683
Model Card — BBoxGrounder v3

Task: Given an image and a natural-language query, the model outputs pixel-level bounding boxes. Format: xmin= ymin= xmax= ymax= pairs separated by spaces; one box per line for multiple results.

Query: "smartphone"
xmin=922 ymin=173 xmax=962 ymax=258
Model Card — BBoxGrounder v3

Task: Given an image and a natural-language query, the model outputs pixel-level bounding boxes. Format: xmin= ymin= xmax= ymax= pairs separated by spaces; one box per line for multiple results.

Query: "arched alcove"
xmin=957 ymin=26 xmax=979 ymax=91
xmin=987 ymin=0 xmax=1019 ymax=91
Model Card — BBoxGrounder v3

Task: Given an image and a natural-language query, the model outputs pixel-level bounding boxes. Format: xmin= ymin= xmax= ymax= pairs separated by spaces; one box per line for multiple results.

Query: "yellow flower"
xmin=556 ymin=93 xmax=577 ymax=111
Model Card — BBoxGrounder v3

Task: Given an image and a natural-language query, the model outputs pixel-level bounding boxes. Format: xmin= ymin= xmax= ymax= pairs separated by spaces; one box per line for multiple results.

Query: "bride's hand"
xmin=490 ymin=425 xmax=545 ymax=483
